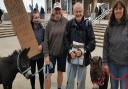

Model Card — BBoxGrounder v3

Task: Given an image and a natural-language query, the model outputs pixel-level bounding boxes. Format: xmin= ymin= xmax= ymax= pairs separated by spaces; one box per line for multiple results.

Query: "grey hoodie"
xmin=103 ymin=22 xmax=128 ymax=65
xmin=43 ymin=14 xmax=68 ymax=56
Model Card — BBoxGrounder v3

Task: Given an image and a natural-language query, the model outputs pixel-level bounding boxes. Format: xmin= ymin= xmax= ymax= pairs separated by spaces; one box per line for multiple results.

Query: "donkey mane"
xmin=0 ymin=50 xmax=19 ymax=64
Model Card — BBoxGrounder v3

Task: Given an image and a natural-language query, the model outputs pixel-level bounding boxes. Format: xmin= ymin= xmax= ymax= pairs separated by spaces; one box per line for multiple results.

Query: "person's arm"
xmin=43 ymin=22 xmax=50 ymax=64
xmin=85 ymin=20 xmax=96 ymax=53
xmin=103 ymin=27 xmax=109 ymax=64
xmin=40 ymin=25 xmax=45 ymax=47
xmin=63 ymin=21 xmax=72 ymax=55
xmin=102 ymin=27 xmax=110 ymax=74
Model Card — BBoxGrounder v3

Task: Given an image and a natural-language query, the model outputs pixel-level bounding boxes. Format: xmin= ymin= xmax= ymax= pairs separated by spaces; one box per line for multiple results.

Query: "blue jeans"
xmin=66 ymin=63 xmax=87 ymax=89
xmin=109 ymin=63 xmax=128 ymax=89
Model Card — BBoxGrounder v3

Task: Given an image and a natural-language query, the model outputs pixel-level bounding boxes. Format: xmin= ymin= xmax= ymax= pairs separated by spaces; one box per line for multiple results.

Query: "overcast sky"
xmin=0 ymin=0 xmax=45 ymax=12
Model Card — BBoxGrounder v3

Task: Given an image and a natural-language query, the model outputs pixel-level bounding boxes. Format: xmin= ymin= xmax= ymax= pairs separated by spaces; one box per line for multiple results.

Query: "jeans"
xmin=66 ymin=63 xmax=87 ymax=89
xmin=109 ymin=63 xmax=128 ymax=89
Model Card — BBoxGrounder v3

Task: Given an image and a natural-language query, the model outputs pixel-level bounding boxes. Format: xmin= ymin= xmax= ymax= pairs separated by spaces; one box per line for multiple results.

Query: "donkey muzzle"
xmin=24 ymin=70 xmax=32 ymax=79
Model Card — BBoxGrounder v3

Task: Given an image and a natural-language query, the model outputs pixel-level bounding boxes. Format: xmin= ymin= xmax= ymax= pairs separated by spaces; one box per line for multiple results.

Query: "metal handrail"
xmin=92 ymin=9 xmax=112 ymax=23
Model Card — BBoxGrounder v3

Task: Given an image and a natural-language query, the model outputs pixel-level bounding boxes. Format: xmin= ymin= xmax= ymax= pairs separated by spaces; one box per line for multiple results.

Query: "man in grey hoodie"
xmin=43 ymin=2 xmax=68 ymax=89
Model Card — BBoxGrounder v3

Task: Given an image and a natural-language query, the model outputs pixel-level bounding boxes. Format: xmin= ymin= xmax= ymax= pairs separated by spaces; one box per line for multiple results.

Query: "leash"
xmin=31 ymin=66 xmax=44 ymax=77
xmin=44 ymin=62 xmax=53 ymax=79
xmin=110 ymin=72 xmax=128 ymax=89
xmin=110 ymin=73 xmax=128 ymax=80
xmin=92 ymin=72 xmax=106 ymax=86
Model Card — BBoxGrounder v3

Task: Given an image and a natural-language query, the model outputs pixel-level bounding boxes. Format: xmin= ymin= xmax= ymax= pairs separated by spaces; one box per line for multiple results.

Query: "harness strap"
xmin=31 ymin=66 xmax=44 ymax=76
xmin=17 ymin=52 xmax=31 ymax=75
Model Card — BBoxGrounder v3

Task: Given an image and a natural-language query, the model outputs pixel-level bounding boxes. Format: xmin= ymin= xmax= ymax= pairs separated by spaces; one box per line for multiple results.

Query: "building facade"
xmin=45 ymin=0 xmax=128 ymax=16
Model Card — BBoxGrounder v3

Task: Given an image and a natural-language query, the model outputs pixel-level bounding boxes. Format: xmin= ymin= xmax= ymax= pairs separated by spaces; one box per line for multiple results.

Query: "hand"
xmin=38 ymin=45 xmax=42 ymax=52
xmin=69 ymin=51 xmax=76 ymax=59
xmin=102 ymin=63 xmax=109 ymax=75
xmin=44 ymin=55 xmax=50 ymax=64
xmin=75 ymin=49 xmax=82 ymax=57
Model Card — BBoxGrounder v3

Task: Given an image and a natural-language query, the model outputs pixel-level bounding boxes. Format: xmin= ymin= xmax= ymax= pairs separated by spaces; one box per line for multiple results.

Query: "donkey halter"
xmin=17 ymin=52 xmax=31 ymax=75
xmin=17 ymin=52 xmax=44 ymax=76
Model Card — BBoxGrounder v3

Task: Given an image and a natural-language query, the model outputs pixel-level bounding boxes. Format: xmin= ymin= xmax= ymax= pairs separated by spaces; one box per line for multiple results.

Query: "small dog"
xmin=90 ymin=56 xmax=109 ymax=89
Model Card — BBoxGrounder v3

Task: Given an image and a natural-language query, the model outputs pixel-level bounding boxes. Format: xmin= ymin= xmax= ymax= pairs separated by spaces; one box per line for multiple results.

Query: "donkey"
xmin=0 ymin=48 xmax=32 ymax=89
xmin=90 ymin=56 xmax=109 ymax=89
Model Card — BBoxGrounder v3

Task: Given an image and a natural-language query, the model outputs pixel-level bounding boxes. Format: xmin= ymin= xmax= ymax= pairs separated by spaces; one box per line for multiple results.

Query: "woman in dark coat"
xmin=30 ymin=8 xmax=45 ymax=89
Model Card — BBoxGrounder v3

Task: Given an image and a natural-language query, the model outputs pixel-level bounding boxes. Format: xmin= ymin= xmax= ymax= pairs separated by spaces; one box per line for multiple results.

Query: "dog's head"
xmin=90 ymin=56 xmax=107 ymax=88
xmin=90 ymin=56 xmax=102 ymax=69
xmin=90 ymin=56 xmax=103 ymax=82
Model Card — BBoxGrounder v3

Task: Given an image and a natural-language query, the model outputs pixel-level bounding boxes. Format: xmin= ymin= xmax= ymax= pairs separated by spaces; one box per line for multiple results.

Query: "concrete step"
xmin=96 ymin=43 xmax=103 ymax=47
xmin=95 ymin=36 xmax=104 ymax=40
xmin=93 ymin=26 xmax=106 ymax=30
xmin=0 ymin=27 xmax=13 ymax=30
xmin=93 ymin=24 xmax=107 ymax=27
xmin=0 ymin=30 xmax=13 ymax=33
xmin=0 ymin=33 xmax=16 ymax=38
xmin=94 ymin=32 xmax=104 ymax=36
xmin=0 ymin=31 xmax=15 ymax=34
xmin=94 ymin=29 xmax=105 ymax=33
xmin=96 ymin=39 xmax=103 ymax=43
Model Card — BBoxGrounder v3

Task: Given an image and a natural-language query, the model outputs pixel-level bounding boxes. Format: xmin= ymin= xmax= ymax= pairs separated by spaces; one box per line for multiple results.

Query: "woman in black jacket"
xmin=30 ymin=8 xmax=45 ymax=89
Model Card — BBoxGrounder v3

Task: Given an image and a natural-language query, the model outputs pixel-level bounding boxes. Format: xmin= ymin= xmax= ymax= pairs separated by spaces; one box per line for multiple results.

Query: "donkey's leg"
xmin=3 ymin=83 xmax=9 ymax=89
xmin=3 ymin=82 xmax=12 ymax=89
xmin=8 ymin=82 xmax=12 ymax=89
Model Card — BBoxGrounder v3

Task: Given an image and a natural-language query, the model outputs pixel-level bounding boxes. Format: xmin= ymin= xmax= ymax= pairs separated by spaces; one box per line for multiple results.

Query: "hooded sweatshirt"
xmin=103 ymin=21 xmax=128 ymax=65
xmin=43 ymin=14 xmax=68 ymax=56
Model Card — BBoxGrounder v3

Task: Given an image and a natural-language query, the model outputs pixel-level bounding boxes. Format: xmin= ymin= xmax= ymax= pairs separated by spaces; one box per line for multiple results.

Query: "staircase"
xmin=93 ymin=23 xmax=108 ymax=47
xmin=0 ymin=22 xmax=15 ymax=38
xmin=92 ymin=9 xmax=111 ymax=47
xmin=0 ymin=20 xmax=47 ymax=38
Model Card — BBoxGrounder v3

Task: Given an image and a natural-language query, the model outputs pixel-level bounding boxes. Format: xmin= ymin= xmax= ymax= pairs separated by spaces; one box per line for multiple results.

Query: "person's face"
xmin=33 ymin=13 xmax=40 ymax=23
xmin=54 ymin=8 xmax=61 ymax=15
xmin=73 ymin=6 xmax=84 ymax=22
xmin=54 ymin=8 xmax=62 ymax=19
xmin=114 ymin=3 xmax=124 ymax=22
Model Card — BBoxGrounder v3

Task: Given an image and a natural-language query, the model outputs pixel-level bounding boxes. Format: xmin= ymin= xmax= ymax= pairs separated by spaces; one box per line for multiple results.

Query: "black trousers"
xmin=30 ymin=58 xmax=44 ymax=89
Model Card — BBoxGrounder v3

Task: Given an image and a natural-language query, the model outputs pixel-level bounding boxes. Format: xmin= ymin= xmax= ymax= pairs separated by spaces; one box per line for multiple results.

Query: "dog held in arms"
xmin=90 ymin=56 xmax=109 ymax=89
xmin=0 ymin=48 xmax=32 ymax=89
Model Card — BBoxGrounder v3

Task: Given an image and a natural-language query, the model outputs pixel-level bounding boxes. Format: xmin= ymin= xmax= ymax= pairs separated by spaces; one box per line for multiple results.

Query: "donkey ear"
xmin=21 ymin=47 xmax=30 ymax=55
xmin=25 ymin=47 xmax=30 ymax=54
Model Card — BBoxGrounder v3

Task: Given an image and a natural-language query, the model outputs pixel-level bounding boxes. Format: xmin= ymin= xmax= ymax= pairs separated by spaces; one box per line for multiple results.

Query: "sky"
xmin=0 ymin=0 xmax=45 ymax=12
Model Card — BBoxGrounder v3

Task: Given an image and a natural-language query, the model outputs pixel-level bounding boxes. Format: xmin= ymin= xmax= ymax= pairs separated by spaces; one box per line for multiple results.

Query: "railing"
xmin=92 ymin=9 xmax=112 ymax=24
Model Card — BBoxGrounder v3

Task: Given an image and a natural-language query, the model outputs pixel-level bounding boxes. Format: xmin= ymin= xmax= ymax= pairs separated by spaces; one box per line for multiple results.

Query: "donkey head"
xmin=18 ymin=48 xmax=32 ymax=79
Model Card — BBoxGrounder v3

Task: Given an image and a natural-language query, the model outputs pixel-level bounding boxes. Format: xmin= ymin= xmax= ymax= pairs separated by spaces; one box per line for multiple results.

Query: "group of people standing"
xmin=30 ymin=0 xmax=128 ymax=89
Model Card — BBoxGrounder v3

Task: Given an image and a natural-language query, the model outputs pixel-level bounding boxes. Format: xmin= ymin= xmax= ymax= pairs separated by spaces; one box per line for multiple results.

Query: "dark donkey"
xmin=0 ymin=48 xmax=32 ymax=89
